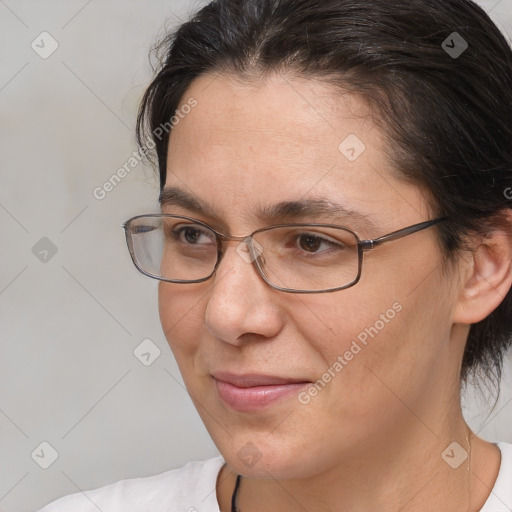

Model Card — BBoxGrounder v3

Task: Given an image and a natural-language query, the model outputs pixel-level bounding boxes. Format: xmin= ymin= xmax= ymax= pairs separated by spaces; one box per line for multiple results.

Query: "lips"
xmin=211 ymin=372 xmax=311 ymax=412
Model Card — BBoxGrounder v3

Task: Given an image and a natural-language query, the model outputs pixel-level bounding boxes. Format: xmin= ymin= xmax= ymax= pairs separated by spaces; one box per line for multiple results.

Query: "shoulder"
xmin=38 ymin=456 xmax=225 ymax=512
xmin=481 ymin=442 xmax=512 ymax=512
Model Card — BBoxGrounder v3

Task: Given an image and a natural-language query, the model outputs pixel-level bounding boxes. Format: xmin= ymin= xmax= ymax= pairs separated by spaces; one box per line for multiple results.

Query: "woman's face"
xmin=159 ymin=72 xmax=463 ymax=478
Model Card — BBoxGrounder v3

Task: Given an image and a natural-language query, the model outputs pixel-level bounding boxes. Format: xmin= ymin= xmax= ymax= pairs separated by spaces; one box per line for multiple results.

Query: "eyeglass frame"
xmin=123 ymin=214 xmax=448 ymax=294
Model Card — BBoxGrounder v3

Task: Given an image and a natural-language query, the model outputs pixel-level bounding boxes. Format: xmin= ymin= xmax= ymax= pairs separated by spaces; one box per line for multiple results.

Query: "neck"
xmin=222 ymin=407 xmax=500 ymax=512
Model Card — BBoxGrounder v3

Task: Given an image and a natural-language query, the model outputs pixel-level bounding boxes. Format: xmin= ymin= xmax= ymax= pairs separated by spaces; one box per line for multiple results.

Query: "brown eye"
xmin=182 ymin=227 xmax=201 ymax=243
xmin=173 ymin=225 xmax=216 ymax=246
xmin=299 ymin=234 xmax=322 ymax=252
xmin=295 ymin=233 xmax=344 ymax=255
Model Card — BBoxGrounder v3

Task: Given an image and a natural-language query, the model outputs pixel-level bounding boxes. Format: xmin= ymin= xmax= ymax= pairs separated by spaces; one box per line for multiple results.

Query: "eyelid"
xmin=289 ymin=227 xmax=342 ymax=237
xmin=290 ymin=228 xmax=353 ymax=246
xmin=160 ymin=210 xmax=368 ymax=241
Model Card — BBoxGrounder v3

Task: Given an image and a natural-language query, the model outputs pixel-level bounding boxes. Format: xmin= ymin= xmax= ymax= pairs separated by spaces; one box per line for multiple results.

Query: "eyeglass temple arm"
xmin=360 ymin=217 xmax=448 ymax=251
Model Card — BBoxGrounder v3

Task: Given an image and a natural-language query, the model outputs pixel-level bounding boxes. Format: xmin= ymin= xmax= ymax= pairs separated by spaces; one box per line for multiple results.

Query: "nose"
xmin=204 ymin=240 xmax=285 ymax=345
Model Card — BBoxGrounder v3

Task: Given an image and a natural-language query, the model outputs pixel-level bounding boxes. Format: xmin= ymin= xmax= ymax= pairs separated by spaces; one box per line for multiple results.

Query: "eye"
xmin=172 ymin=224 xmax=216 ymax=246
xmin=296 ymin=233 xmax=344 ymax=254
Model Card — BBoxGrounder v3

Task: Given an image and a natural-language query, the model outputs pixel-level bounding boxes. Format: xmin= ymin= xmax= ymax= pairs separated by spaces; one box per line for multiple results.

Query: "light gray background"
xmin=0 ymin=1 xmax=511 ymax=510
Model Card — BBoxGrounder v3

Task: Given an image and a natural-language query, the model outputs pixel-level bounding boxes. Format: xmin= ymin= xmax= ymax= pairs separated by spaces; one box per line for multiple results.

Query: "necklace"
xmin=231 ymin=474 xmax=241 ymax=512
xmin=465 ymin=427 xmax=472 ymax=512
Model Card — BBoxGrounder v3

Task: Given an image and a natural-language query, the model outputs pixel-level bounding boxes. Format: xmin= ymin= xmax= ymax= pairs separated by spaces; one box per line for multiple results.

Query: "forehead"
xmin=170 ymin=71 xmax=374 ymax=159
xmin=165 ymin=71 xmax=430 ymax=231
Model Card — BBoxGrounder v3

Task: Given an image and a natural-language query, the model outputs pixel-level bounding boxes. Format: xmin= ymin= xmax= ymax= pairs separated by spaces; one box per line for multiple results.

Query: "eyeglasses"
xmin=123 ymin=214 xmax=447 ymax=294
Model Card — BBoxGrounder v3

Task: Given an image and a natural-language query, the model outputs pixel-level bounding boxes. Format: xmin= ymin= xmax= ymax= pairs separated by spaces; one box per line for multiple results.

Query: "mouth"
xmin=211 ymin=372 xmax=311 ymax=412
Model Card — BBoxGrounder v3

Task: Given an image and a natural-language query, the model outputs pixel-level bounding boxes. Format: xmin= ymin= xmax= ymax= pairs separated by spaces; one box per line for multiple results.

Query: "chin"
xmin=211 ymin=430 xmax=326 ymax=480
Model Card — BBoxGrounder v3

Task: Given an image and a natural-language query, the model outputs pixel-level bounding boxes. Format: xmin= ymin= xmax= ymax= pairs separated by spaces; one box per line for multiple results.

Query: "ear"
xmin=453 ymin=210 xmax=512 ymax=324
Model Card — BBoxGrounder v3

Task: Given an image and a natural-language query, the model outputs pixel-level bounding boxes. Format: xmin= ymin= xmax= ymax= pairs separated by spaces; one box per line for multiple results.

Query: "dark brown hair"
xmin=137 ymin=0 xmax=512 ymax=385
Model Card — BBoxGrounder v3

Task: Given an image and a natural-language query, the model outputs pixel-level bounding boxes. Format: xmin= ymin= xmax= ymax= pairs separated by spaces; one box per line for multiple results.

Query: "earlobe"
xmin=453 ymin=212 xmax=512 ymax=325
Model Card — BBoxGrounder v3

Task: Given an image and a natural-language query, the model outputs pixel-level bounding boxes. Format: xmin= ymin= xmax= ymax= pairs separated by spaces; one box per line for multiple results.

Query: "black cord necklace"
xmin=231 ymin=474 xmax=242 ymax=512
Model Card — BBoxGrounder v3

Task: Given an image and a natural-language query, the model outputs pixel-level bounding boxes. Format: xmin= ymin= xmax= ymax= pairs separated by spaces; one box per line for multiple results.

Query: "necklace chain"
xmin=465 ymin=427 xmax=473 ymax=512
xmin=231 ymin=474 xmax=241 ymax=512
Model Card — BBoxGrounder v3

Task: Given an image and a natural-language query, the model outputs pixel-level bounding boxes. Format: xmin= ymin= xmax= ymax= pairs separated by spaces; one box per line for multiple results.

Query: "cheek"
xmin=296 ymin=264 xmax=453 ymax=410
xmin=294 ymin=284 xmax=402 ymax=365
xmin=158 ymin=282 xmax=206 ymax=360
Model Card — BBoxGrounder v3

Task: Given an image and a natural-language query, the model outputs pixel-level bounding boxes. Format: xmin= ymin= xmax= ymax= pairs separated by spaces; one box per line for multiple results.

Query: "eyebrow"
xmin=160 ymin=186 xmax=217 ymax=217
xmin=159 ymin=186 xmax=376 ymax=230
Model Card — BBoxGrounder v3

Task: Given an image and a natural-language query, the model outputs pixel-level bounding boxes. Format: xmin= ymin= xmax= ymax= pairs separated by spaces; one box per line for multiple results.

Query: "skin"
xmin=158 ymin=71 xmax=512 ymax=511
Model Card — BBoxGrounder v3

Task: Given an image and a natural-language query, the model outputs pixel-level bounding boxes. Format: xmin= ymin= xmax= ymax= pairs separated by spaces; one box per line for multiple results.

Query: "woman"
xmin=41 ymin=0 xmax=512 ymax=510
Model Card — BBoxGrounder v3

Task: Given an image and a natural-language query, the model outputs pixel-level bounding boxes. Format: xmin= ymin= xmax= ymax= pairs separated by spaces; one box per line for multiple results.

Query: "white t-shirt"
xmin=39 ymin=442 xmax=512 ymax=511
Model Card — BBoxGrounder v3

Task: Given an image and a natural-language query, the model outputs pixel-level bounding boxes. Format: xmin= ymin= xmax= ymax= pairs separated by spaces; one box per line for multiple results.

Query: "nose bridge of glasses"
xmin=216 ymin=233 xmax=264 ymax=265
xmin=218 ymin=232 xmax=253 ymax=243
